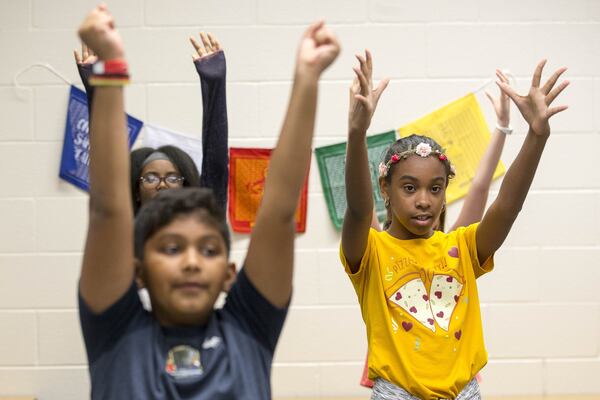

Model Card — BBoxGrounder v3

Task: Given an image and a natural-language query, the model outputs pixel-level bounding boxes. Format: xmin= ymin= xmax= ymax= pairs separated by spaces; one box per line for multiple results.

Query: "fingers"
xmin=374 ymin=77 xmax=390 ymax=97
xmin=541 ymin=66 xmax=567 ymax=95
xmin=531 ymin=59 xmax=547 ymax=88
xmin=303 ymin=20 xmax=325 ymax=39
xmin=74 ymin=49 xmax=82 ymax=64
xmin=354 ymin=94 xmax=370 ymax=108
xmin=496 ymin=81 xmax=519 ymax=103
xmin=207 ymin=32 xmax=221 ymax=51
xmin=200 ymin=32 xmax=213 ymax=52
xmin=190 ymin=35 xmax=206 ymax=58
xmin=353 ymin=66 xmax=369 ymax=96
xmin=365 ymin=49 xmax=373 ymax=79
xmin=484 ymin=89 xmax=494 ymax=104
xmin=547 ymin=104 xmax=569 ymax=118
xmin=546 ymin=79 xmax=569 ymax=105
xmin=496 ymin=69 xmax=509 ymax=84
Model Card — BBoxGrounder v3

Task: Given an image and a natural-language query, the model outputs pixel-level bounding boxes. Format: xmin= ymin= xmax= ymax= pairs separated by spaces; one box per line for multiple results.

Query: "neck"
xmin=387 ymin=219 xmax=434 ymax=240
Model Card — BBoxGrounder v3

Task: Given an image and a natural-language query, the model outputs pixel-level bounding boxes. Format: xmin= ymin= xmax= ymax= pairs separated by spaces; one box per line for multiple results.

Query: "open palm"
xmin=497 ymin=60 xmax=569 ymax=137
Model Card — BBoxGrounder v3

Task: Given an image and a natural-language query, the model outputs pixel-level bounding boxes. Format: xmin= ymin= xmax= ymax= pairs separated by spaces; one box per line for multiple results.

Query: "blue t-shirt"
xmin=79 ymin=268 xmax=288 ymax=399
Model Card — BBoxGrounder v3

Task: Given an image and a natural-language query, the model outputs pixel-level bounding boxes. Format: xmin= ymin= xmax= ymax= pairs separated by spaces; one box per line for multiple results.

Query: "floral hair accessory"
xmin=378 ymin=142 xmax=456 ymax=179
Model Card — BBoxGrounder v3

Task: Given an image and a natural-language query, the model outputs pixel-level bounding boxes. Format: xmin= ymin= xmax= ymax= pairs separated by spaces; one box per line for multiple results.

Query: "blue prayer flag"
xmin=59 ymin=85 xmax=143 ymax=191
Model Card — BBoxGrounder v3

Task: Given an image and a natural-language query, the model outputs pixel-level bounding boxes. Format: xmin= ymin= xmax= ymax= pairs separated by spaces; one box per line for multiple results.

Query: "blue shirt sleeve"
xmin=194 ymin=51 xmax=229 ymax=213
xmin=78 ymin=280 xmax=143 ymax=364
xmin=223 ymin=268 xmax=289 ymax=353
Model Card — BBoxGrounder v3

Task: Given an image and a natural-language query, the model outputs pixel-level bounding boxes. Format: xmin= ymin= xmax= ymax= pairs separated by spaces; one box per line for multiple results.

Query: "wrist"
xmin=495 ymin=123 xmax=513 ymax=135
xmin=295 ymin=64 xmax=322 ymax=82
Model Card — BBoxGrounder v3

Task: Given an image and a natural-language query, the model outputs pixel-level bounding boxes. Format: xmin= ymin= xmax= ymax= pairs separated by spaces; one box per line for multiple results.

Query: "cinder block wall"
xmin=0 ymin=1 xmax=599 ymax=398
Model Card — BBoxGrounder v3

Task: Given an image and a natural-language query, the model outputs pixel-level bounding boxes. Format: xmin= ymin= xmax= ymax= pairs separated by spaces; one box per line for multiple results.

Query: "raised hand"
xmin=190 ymin=32 xmax=222 ymax=61
xmin=296 ymin=21 xmax=340 ymax=76
xmin=485 ymin=69 xmax=511 ymax=127
xmin=78 ymin=4 xmax=124 ymax=61
xmin=497 ymin=59 xmax=569 ymax=137
xmin=74 ymin=43 xmax=98 ymax=65
xmin=349 ymin=49 xmax=389 ymax=134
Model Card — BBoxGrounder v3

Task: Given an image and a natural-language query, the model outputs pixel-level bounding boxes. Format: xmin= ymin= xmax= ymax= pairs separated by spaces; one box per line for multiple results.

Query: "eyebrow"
xmin=398 ymin=175 xmax=446 ymax=183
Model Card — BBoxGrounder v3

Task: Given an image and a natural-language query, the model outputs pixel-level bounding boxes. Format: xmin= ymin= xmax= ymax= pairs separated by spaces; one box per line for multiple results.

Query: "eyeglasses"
xmin=139 ymin=173 xmax=185 ymax=189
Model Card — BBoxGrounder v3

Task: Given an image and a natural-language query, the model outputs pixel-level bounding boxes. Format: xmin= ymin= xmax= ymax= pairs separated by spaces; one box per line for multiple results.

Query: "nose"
xmin=183 ymin=248 xmax=201 ymax=272
xmin=156 ymin=178 xmax=169 ymax=191
xmin=415 ymin=190 xmax=431 ymax=210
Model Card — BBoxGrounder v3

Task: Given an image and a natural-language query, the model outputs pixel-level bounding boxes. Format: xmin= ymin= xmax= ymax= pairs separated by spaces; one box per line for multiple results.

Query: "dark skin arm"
xmin=243 ymin=22 xmax=340 ymax=307
xmin=476 ymin=60 xmax=569 ymax=263
xmin=341 ymin=50 xmax=389 ymax=273
xmin=77 ymin=4 xmax=135 ymax=313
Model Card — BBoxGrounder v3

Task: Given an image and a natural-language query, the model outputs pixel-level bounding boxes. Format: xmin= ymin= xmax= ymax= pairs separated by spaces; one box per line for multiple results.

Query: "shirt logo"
xmin=202 ymin=336 xmax=222 ymax=350
xmin=165 ymin=345 xmax=203 ymax=379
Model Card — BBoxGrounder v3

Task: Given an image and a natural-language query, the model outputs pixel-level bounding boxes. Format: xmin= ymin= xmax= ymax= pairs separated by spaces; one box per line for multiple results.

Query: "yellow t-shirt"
xmin=340 ymin=223 xmax=493 ymax=399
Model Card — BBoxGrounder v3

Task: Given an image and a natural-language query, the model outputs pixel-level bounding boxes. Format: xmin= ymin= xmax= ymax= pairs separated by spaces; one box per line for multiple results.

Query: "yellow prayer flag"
xmin=398 ymin=93 xmax=505 ymax=204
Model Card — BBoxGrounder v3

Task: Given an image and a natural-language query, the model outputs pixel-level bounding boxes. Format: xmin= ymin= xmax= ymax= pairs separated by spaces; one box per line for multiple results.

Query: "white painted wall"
xmin=0 ymin=0 xmax=599 ymax=398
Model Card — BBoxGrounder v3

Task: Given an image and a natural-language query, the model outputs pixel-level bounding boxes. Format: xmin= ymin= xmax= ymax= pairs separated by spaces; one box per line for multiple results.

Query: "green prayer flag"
xmin=315 ymin=130 xmax=397 ymax=230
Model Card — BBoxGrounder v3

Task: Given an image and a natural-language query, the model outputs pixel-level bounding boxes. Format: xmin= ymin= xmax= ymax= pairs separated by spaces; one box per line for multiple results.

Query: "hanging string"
xmin=13 ymin=62 xmax=72 ymax=99
xmin=473 ymin=70 xmax=515 ymax=94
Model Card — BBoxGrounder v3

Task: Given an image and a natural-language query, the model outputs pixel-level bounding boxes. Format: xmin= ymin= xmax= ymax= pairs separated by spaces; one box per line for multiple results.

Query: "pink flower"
xmin=415 ymin=143 xmax=432 ymax=157
xmin=439 ymin=154 xmax=447 ymax=161
xmin=378 ymin=162 xmax=388 ymax=177
xmin=390 ymin=154 xmax=400 ymax=163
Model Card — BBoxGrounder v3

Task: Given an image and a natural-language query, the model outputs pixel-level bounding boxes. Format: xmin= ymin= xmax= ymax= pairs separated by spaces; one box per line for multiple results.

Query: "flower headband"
xmin=378 ymin=142 xmax=456 ymax=178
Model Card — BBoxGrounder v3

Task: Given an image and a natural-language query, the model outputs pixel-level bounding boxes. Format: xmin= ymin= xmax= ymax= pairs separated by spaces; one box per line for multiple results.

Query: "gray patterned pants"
xmin=371 ymin=377 xmax=481 ymax=400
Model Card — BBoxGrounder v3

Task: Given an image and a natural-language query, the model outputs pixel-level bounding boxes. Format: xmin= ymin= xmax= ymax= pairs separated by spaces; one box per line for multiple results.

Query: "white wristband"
xmin=496 ymin=124 xmax=513 ymax=135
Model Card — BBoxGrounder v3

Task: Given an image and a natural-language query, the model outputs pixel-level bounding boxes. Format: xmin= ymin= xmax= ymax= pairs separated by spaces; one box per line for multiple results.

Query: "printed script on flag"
xmin=228 ymin=148 xmax=309 ymax=233
xmin=315 ymin=130 xmax=396 ymax=230
xmin=398 ymin=93 xmax=505 ymax=204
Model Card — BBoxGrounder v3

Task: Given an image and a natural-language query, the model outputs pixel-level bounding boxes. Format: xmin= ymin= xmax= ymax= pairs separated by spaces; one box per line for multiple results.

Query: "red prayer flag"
xmin=228 ymin=147 xmax=309 ymax=233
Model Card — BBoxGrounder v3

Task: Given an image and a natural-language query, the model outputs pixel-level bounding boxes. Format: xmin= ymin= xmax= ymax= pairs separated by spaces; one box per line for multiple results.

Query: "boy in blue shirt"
xmin=77 ymin=4 xmax=340 ymax=399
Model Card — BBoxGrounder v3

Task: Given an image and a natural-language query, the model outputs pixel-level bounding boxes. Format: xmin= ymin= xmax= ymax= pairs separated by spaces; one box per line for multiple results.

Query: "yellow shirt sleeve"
xmin=455 ymin=222 xmax=494 ymax=278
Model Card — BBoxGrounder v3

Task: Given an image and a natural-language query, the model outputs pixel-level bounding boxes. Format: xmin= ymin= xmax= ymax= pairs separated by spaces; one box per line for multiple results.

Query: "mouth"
xmin=173 ymin=282 xmax=207 ymax=292
xmin=412 ymin=214 xmax=432 ymax=226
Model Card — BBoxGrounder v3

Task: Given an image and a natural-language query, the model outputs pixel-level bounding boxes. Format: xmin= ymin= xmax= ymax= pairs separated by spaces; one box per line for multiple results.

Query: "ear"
xmin=222 ymin=262 xmax=237 ymax=293
xmin=135 ymin=258 xmax=146 ymax=289
xmin=378 ymin=176 xmax=389 ymax=199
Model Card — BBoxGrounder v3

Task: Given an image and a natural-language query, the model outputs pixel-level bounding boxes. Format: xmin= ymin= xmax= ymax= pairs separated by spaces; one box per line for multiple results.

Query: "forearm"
xmin=453 ymin=129 xmax=507 ymax=228
xmin=260 ymin=72 xmax=318 ymax=220
xmin=495 ymin=129 xmax=546 ymax=217
xmin=196 ymin=53 xmax=228 ymax=210
xmin=88 ymin=87 xmax=132 ymax=217
xmin=77 ymin=63 xmax=95 ymax=112
xmin=345 ymin=131 xmax=374 ymax=218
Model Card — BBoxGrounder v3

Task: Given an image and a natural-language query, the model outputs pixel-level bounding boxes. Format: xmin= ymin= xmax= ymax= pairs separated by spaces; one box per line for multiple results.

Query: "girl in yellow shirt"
xmin=340 ymin=50 xmax=568 ymax=399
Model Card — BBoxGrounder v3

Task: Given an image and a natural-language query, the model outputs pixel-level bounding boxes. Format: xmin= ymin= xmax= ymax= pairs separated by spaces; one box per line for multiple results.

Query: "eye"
xmin=403 ymin=184 xmax=416 ymax=193
xmin=161 ymin=242 xmax=181 ymax=255
xmin=431 ymin=185 xmax=442 ymax=193
xmin=165 ymin=174 xmax=184 ymax=185
xmin=143 ymin=173 xmax=159 ymax=184
xmin=200 ymin=244 xmax=221 ymax=257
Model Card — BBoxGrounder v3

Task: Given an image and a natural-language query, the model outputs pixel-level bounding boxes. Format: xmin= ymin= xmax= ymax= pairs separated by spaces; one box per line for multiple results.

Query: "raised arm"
xmin=450 ymin=70 xmax=511 ymax=230
xmin=243 ymin=22 xmax=340 ymax=307
xmin=190 ymin=32 xmax=228 ymax=211
xmin=477 ymin=60 xmax=569 ymax=263
xmin=78 ymin=5 xmax=135 ymax=313
xmin=341 ymin=50 xmax=389 ymax=272
xmin=74 ymin=44 xmax=97 ymax=111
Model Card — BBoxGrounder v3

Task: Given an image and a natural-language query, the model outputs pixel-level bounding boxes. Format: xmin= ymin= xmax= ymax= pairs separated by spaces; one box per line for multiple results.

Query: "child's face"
xmin=381 ymin=155 xmax=447 ymax=239
xmin=138 ymin=160 xmax=184 ymax=205
xmin=137 ymin=213 xmax=235 ymax=326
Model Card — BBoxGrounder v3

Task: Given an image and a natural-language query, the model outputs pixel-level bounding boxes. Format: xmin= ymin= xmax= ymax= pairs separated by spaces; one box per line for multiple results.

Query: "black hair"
xmin=380 ymin=134 xmax=454 ymax=230
xmin=134 ymin=187 xmax=230 ymax=261
xmin=130 ymin=145 xmax=201 ymax=215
